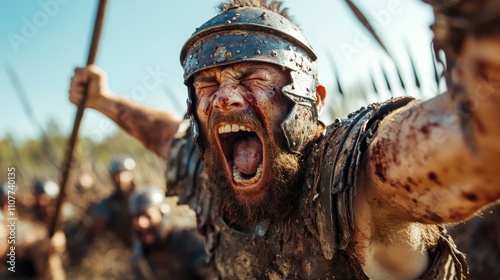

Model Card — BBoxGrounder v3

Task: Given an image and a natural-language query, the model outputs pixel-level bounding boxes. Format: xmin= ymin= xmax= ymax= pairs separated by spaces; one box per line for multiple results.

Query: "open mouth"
xmin=217 ymin=123 xmax=265 ymax=189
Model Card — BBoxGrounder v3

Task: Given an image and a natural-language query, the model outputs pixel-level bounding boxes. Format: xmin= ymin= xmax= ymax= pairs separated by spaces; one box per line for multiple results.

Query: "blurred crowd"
xmin=0 ymin=155 xmax=209 ymax=280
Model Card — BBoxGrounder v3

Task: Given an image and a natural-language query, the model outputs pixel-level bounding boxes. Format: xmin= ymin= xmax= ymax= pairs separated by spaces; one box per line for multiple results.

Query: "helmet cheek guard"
xmin=181 ymin=7 xmax=319 ymax=155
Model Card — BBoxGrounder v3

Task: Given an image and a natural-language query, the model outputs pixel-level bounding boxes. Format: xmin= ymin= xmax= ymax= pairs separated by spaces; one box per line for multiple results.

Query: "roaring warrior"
xmin=69 ymin=1 xmax=500 ymax=279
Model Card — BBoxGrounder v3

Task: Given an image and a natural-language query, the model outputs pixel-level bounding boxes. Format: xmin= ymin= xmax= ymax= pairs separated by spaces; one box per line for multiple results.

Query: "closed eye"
xmin=194 ymin=79 xmax=219 ymax=96
xmin=241 ymin=73 xmax=269 ymax=89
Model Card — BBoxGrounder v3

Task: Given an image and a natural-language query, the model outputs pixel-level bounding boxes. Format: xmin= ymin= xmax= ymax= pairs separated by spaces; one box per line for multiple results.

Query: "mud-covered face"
xmin=193 ymin=62 xmax=302 ymax=224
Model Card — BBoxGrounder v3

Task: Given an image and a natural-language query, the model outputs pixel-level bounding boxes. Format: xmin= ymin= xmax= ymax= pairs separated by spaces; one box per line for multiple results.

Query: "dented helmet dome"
xmin=180 ymin=6 xmax=317 ymax=82
xmin=180 ymin=6 xmax=322 ymax=155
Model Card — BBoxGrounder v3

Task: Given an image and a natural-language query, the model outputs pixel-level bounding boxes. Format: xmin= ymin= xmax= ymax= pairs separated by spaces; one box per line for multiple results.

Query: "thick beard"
xmin=203 ymin=129 xmax=303 ymax=225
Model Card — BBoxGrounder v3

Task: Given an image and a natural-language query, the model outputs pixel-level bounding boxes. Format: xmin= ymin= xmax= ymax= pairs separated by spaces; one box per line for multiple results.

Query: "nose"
xmin=213 ymin=85 xmax=244 ymax=112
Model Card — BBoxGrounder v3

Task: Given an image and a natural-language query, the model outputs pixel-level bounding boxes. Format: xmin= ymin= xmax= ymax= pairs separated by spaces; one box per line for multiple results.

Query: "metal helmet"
xmin=180 ymin=5 xmax=319 ymax=155
xmin=33 ymin=180 xmax=60 ymax=198
xmin=108 ymin=155 xmax=136 ymax=175
xmin=129 ymin=186 xmax=170 ymax=216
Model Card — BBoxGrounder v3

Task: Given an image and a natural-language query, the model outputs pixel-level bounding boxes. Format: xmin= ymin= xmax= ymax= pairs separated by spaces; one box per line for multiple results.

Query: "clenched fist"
xmin=69 ymin=64 xmax=111 ymax=110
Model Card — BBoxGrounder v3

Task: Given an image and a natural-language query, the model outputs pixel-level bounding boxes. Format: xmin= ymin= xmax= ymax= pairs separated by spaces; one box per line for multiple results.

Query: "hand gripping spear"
xmin=49 ymin=0 xmax=108 ymax=237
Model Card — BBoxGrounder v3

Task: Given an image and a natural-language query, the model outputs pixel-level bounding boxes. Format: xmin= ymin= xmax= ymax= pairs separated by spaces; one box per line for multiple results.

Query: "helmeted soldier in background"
xmin=130 ymin=186 xmax=209 ymax=280
xmin=89 ymin=155 xmax=137 ymax=247
xmin=0 ymin=180 xmax=67 ymax=280
xmin=32 ymin=179 xmax=60 ymax=226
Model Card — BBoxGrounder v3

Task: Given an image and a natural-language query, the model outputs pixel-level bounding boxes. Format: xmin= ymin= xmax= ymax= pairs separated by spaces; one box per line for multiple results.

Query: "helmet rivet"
xmin=226 ymin=20 xmax=232 ymax=24
xmin=256 ymin=50 xmax=261 ymax=55
xmin=260 ymin=12 xmax=267 ymax=19
xmin=243 ymin=39 xmax=247 ymax=43
xmin=231 ymin=17 xmax=237 ymax=21
xmin=236 ymin=50 xmax=241 ymax=54
xmin=271 ymin=51 xmax=277 ymax=56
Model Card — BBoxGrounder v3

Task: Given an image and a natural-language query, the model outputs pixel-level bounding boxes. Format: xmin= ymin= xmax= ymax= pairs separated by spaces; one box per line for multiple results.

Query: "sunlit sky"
xmin=0 ymin=0 xmax=436 ymax=143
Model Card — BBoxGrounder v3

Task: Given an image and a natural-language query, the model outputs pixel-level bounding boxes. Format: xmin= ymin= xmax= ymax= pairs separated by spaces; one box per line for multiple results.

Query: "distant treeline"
xmin=0 ymin=120 xmax=165 ymax=203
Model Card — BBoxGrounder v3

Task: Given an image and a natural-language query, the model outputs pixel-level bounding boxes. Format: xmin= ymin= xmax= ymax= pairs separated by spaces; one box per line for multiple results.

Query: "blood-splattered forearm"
xmin=366 ymin=71 xmax=500 ymax=224
xmin=93 ymin=93 xmax=182 ymax=159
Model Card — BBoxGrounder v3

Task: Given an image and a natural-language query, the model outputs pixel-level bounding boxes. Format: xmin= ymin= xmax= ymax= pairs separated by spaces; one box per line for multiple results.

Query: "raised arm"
xmin=365 ymin=35 xmax=500 ymax=224
xmin=69 ymin=65 xmax=182 ymax=159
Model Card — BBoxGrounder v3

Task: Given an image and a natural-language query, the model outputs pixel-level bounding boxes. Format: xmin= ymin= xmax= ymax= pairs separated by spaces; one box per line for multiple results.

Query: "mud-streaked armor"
xmin=166 ymin=97 xmax=467 ymax=279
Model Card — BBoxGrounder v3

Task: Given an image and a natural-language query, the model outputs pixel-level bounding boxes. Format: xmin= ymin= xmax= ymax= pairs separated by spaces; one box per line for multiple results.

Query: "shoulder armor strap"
xmin=316 ymin=97 xmax=414 ymax=260
xmin=165 ymin=120 xmax=203 ymax=206
xmin=165 ymin=120 xmax=215 ymax=238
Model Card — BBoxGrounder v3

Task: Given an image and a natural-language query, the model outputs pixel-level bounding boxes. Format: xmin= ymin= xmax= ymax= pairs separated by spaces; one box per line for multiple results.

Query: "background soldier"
xmin=130 ymin=186 xmax=209 ymax=280
xmin=0 ymin=180 xmax=67 ymax=280
xmin=89 ymin=155 xmax=136 ymax=247
xmin=32 ymin=180 xmax=60 ymax=226
xmin=69 ymin=0 xmax=500 ymax=278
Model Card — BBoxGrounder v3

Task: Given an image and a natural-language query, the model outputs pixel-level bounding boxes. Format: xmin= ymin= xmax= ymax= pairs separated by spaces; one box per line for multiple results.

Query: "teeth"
xmin=218 ymin=124 xmax=254 ymax=134
xmin=233 ymin=163 xmax=263 ymax=184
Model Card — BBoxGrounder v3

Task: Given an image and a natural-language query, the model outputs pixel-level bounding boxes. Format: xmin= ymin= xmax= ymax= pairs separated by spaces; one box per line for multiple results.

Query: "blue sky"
xmin=0 ymin=0 xmax=436 ymax=143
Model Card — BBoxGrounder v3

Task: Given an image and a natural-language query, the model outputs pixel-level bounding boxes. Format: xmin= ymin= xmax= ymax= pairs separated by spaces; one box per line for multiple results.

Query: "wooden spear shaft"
xmin=49 ymin=0 xmax=109 ymax=237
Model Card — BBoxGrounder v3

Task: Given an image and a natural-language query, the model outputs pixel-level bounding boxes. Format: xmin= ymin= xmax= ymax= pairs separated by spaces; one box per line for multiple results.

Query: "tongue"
xmin=233 ymin=135 xmax=262 ymax=175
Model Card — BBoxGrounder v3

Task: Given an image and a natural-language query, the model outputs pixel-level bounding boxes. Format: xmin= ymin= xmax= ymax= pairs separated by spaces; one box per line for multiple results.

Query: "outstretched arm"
xmin=353 ymin=30 xmax=500 ymax=280
xmin=366 ymin=35 xmax=500 ymax=224
xmin=69 ymin=65 xmax=182 ymax=159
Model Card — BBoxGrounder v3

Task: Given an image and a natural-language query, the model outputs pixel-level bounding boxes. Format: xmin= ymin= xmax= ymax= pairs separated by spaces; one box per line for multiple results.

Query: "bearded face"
xmin=193 ymin=62 xmax=308 ymax=225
